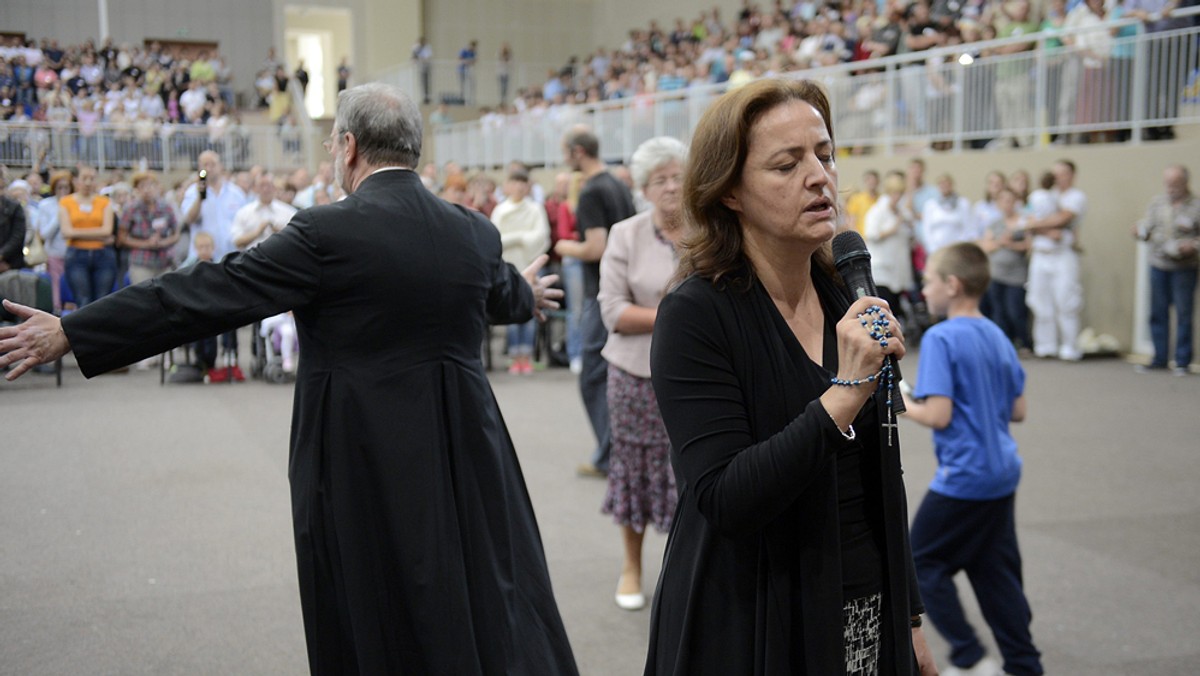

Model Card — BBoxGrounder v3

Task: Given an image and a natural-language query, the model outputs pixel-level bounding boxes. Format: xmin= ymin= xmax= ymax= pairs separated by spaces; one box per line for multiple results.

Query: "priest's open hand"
xmin=521 ymin=254 xmax=564 ymax=322
xmin=0 ymin=300 xmax=71 ymax=381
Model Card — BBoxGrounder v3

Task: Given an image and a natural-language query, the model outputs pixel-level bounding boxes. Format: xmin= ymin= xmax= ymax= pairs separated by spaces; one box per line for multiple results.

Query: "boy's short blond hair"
xmin=928 ymin=242 xmax=990 ymax=298
xmin=193 ymin=231 xmax=215 ymax=245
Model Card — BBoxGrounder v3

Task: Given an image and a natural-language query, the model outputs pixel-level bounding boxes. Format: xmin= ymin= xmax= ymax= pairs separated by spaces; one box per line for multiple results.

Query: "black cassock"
xmin=61 ymin=170 xmax=579 ymax=675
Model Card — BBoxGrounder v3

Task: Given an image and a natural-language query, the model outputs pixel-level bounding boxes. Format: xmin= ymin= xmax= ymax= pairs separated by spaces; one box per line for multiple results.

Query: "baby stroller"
xmin=250 ymin=316 xmax=295 ymax=384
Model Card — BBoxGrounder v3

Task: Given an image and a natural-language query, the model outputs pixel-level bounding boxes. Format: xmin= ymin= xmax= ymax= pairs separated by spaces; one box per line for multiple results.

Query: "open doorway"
xmin=284 ymin=6 xmax=352 ymax=120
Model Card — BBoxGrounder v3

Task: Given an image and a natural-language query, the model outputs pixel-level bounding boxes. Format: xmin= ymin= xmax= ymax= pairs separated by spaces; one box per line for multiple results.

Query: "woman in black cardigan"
xmin=645 ymin=78 xmax=937 ymax=675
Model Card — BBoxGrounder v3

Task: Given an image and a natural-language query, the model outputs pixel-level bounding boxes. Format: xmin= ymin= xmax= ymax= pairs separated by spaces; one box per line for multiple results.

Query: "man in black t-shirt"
xmin=554 ymin=127 xmax=636 ymax=478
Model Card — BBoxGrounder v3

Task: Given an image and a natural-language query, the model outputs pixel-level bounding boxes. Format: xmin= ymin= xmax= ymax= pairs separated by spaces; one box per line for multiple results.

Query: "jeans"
xmin=506 ymin=318 xmax=537 ymax=356
xmin=911 ymin=491 xmax=1044 ymax=676
xmin=984 ymin=281 xmax=1030 ymax=349
xmin=1148 ymin=266 xmax=1197 ymax=368
xmin=561 ymin=257 xmax=584 ymax=363
xmin=194 ymin=330 xmax=238 ymax=370
xmin=580 ymin=297 xmax=611 ymax=471
xmin=65 ymin=247 xmax=117 ymax=307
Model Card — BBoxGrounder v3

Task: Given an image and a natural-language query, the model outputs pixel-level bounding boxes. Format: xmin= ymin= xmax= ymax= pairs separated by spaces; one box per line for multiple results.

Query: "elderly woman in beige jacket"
xmin=491 ymin=168 xmax=551 ymax=374
xmin=597 ymin=137 xmax=687 ymax=610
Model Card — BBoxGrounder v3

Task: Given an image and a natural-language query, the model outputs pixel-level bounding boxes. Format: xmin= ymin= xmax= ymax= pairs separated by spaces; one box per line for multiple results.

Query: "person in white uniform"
xmin=1024 ymin=160 xmax=1086 ymax=361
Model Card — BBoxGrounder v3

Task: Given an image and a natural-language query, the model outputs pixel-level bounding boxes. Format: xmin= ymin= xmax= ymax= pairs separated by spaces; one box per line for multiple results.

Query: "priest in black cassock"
xmin=0 ymin=83 xmax=578 ymax=675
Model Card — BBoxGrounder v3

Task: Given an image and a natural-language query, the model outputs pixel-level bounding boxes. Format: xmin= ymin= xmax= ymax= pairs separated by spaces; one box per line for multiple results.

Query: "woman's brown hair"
xmin=48 ymin=170 xmax=73 ymax=193
xmin=676 ymin=78 xmax=837 ymax=289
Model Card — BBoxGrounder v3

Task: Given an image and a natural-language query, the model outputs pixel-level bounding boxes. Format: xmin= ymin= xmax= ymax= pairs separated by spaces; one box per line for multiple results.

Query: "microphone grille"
xmin=832 ymin=230 xmax=870 ymax=268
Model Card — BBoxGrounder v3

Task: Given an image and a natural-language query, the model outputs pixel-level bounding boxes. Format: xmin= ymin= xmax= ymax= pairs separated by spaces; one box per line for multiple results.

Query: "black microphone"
xmin=831 ymin=231 xmax=905 ymax=412
xmin=832 ymin=231 xmax=877 ymax=300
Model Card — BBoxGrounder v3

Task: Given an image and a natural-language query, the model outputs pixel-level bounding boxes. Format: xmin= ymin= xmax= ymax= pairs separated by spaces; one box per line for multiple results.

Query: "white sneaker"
xmin=942 ymin=657 xmax=1002 ymax=676
xmin=1057 ymin=347 xmax=1083 ymax=362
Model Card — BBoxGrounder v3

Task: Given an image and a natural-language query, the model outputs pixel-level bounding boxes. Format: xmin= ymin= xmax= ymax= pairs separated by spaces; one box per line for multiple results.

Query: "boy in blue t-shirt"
xmin=902 ymin=242 xmax=1044 ymax=676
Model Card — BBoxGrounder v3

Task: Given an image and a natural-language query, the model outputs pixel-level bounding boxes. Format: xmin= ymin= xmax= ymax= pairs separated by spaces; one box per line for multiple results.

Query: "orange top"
xmin=62 ymin=194 xmax=112 ymax=250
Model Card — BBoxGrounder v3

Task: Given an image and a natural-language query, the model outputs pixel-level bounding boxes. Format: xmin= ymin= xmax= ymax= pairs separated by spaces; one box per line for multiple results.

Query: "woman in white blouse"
xmin=863 ymin=171 xmax=914 ymax=312
xmin=597 ymin=136 xmax=687 ymax=611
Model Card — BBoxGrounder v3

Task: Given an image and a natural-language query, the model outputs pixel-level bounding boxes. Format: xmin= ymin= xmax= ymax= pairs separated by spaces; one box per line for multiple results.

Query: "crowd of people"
xmin=428 ymin=0 xmax=1189 ymax=148
xmin=844 ymin=156 xmax=1092 ymax=359
xmin=2 ymin=78 xmax=1197 ymax=676
xmin=405 ymin=143 xmax=1194 ymax=379
xmin=0 ymin=153 xmax=345 ymax=379
xmin=0 ymin=38 xmax=341 ymax=170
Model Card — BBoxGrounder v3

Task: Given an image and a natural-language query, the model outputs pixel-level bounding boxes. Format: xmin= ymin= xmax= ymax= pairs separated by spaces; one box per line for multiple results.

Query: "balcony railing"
xmin=375 ymin=59 xmax=560 ymax=108
xmin=0 ymin=120 xmax=322 ymax=173
xmin=429 ymin=8 xmax=1200 ymax=168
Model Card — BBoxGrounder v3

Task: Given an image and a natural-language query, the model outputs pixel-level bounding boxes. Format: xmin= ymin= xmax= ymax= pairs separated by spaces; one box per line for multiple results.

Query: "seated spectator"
xmin=260 ymin=311 xmax=299 ymax=373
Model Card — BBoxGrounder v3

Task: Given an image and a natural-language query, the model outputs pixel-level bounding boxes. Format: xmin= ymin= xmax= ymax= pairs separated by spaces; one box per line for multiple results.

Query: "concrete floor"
xmin=1 ymin=345 xmax=1198 ymax=675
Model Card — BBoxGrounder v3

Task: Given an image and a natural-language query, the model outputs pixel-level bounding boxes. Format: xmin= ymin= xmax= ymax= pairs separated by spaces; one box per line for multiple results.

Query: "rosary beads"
xmin=829 ymin=305 xmax=898 ymax=446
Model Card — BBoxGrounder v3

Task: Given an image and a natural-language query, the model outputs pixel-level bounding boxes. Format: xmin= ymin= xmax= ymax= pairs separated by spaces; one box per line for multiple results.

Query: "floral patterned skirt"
xmin=601 ymin=364 xmax=677 ymax=533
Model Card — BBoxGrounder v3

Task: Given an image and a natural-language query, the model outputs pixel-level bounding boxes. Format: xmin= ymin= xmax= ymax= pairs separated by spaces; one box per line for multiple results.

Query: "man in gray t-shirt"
xmin=1133 ymin=165 xmax=1200 ymax=372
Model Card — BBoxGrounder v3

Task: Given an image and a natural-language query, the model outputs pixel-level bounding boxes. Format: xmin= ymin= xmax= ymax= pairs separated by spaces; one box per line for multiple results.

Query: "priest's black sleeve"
xmin=63 ymin=211 xmax=323 ymax=377
xmin=650 ymin=285 xmax=855 ymax=537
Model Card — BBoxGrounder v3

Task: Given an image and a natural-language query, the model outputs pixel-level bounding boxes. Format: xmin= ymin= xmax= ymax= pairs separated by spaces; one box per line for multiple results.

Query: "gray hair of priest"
xmin=335 ymin=83 xmax=423 ymax=169
xmin=630 ymin=136 xmax=688 ymax=191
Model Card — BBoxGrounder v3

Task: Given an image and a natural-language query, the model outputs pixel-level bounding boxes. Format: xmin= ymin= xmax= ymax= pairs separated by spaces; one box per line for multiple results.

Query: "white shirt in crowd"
xmin=1032 ymin=187 xmax=1087 ymax=252
xmin=921 ymin=193 xmax=975 ymax=256
xmin=489 ymin=197 xmax=549 ymax=271
xmin=180 ymin=181 xmax=249 ymax=261
xmin=231 ymin=198 xmax=298 ymax=251
xmin=863 ymin=194 xmax=915 ymax=293
xmin=292 ymin=182 xmax=333 ymax=209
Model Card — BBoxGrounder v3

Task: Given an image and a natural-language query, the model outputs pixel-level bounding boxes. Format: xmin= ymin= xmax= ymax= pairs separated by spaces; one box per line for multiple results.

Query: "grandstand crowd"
xmin=0 ymin=37 xmax=328 ymax=170
xmin=1 ymin=0 xmax=1193 ymax=379
xmin=426 ymin=0 xmax=1189 ymax=146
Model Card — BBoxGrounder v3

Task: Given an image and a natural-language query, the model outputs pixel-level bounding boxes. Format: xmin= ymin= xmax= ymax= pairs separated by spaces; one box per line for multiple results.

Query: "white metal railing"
xmin=375 ymin=59 xmax=559 ymax=109
xmin=432 ymin=9 xmax=1200 ymax=168
xmin=0 ymin=121 xmax=323 ymax=173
